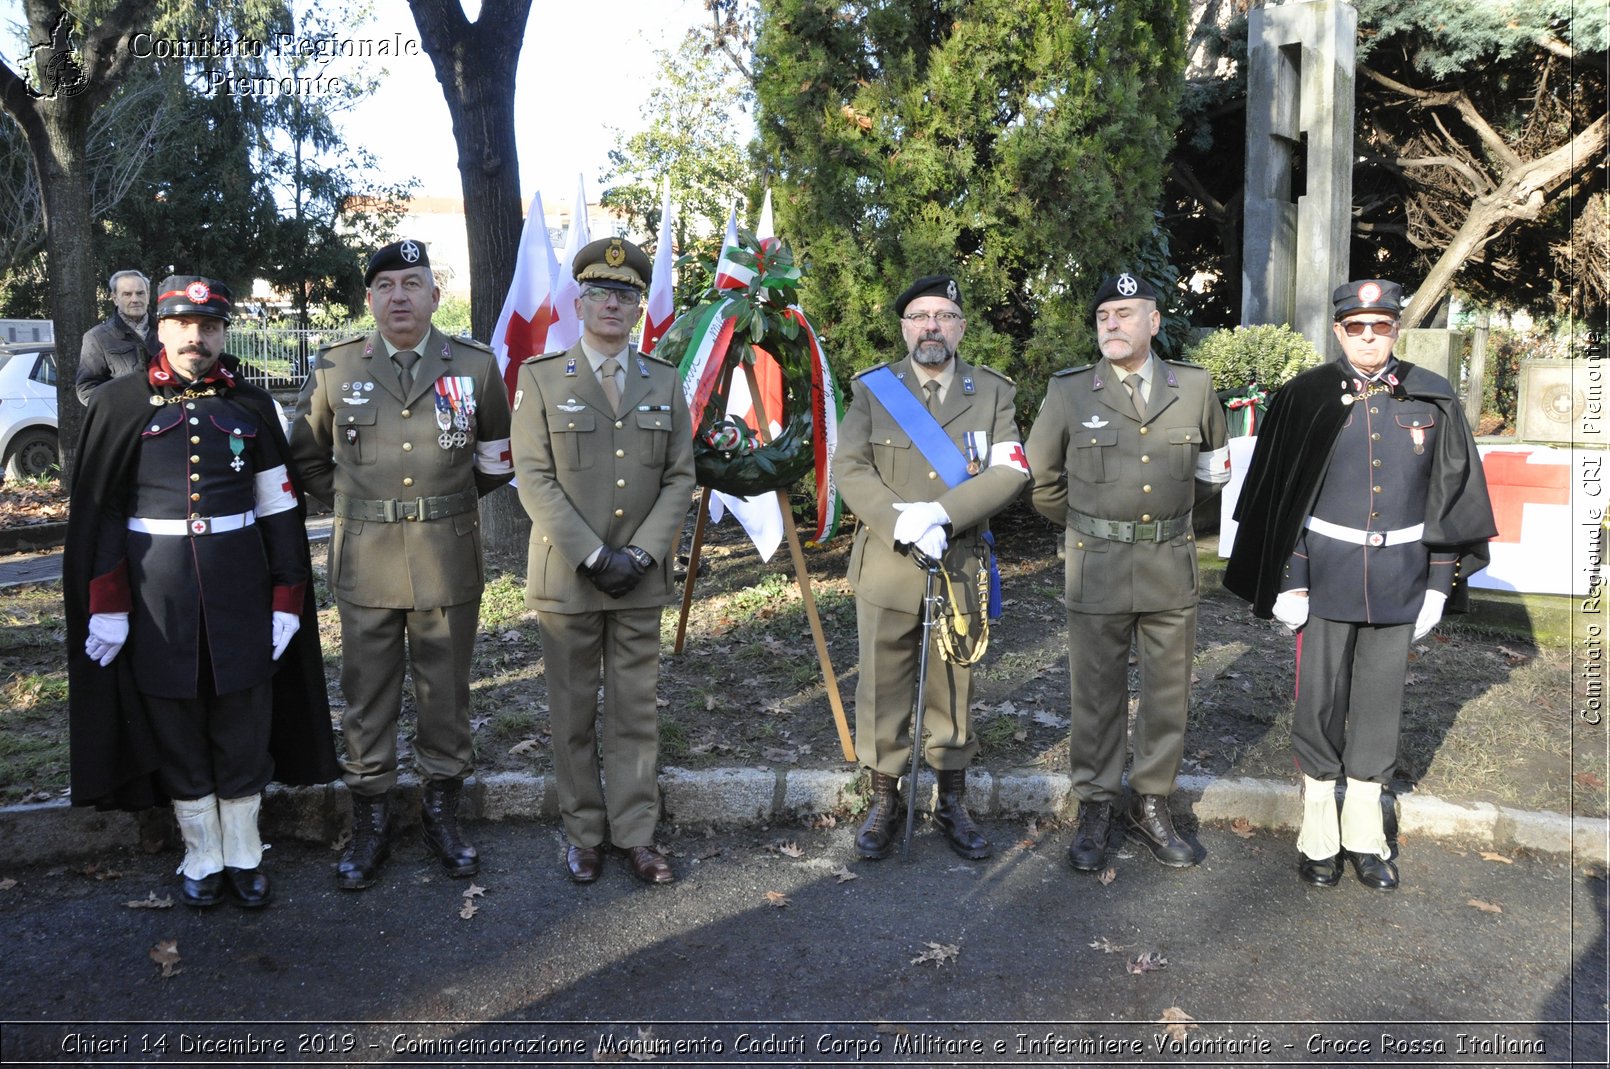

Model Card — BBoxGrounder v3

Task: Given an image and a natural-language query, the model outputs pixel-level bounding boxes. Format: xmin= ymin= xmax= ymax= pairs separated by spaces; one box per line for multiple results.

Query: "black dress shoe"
xmin=1068 ymin=801 xmax=1113 ymax=872
xmin=1346 ymin=850 xmax=1399 ymax=890
xmin=1124 ymin=793 xmax=1198 ymax=867
xmin=565 ymin=846 xmax=602 ymax=883
xmin=625 ymin=846 xmax=675 ymax=885
xmin=224 ymin=866 xmax=273 ymax=908
xmin=180 ymin=871 xmax=224 ymax=908
xmin=1298 ymin=854 xmax=1342 ymax=886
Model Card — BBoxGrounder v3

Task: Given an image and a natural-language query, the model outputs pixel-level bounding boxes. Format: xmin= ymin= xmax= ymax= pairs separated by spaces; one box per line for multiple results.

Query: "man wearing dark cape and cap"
xmin=64 ymin=274 xmax=337 ymax=910
xmin=1225 ymin=279 xmax=1496 ymax=891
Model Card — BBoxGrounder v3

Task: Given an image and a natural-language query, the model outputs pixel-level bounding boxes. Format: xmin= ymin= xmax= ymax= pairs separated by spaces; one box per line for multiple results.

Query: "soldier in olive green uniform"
xmin=291 ymin=240 xmax=513 ymax=890
xmin=835 ymin=275 xmax=1030 ymax=861
xmin=1025 ymin=273 xmax=1229 ymax=874
xmin=510 ymin=237 xmax=695 ymax=886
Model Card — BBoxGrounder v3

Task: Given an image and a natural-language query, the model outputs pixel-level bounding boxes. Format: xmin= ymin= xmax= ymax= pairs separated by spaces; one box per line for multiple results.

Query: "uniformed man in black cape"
xmin=63 ymin=275 xmax=337 ymax=909
xmin=1225 ymin=279 xmax=1496 ymax=890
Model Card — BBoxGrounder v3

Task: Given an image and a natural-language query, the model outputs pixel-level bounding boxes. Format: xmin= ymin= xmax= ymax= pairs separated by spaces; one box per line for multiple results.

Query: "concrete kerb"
xmin=0 ymin=767 xmax=1600 ymax=868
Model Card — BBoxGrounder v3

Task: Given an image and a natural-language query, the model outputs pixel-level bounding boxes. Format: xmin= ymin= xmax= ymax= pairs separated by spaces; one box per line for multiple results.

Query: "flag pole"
xmin=741 ymin=360 xmax=854 ymax=761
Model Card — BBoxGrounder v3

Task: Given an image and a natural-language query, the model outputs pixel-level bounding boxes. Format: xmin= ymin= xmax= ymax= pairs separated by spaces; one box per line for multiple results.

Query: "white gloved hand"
xmin=271 ymin=610 xmax=301 ymax=661
xmin=1412 ymin=590 xmax=1447 ymax=641
xmin=85 ymin=612 xmax=129 ymax=667
xmin=892 ymin=501 xmax=949 ymax=545
xmin=1272 ymin=590 xmax=1309 ymax=633
xmin=913 ymin=524 xmax=948 ymax=561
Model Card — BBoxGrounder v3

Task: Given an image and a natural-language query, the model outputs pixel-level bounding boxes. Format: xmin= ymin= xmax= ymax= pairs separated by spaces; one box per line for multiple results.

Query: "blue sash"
xmin=861 ymin=366 xmax=1001 ymax=618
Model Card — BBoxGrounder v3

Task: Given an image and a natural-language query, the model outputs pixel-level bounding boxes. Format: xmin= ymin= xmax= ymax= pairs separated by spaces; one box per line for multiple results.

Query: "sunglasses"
xmin=1339 ymin=319 xmax=1398 ymax=338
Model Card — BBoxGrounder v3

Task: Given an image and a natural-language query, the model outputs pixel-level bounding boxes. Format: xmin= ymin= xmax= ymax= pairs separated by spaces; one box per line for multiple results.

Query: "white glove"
xmin=913 ymin=524 xmax=948 ymax=560
xmin=1272 ymin=590 xmax=1309 ymax=633
xmin=1413 ymin=590 xmax=1447 ymax=641
xmin=271 ymin=611 xmax=301 ymax=661
xmin=85 ymin=612 xmax=129 ymax=667
xmin=892 ymin=501 xmax=949 ymax=546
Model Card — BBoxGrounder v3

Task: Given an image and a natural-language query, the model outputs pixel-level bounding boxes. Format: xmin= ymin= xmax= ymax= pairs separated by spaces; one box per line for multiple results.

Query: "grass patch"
xmin=479 ymin=574 xmax=530 ymax=631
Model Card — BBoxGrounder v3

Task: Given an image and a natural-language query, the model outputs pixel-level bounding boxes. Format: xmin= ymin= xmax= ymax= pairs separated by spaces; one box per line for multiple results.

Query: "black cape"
xmin=1223 ymin=359 xmax=1497 ymax=619
xmin=64 ymin=358 xmax=339 ymax=810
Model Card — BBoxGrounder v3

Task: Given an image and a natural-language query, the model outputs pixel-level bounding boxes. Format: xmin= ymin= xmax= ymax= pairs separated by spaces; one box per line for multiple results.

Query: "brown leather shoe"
xmin=565 ymin=845 xmax=602 ymax=883
xmin=625 ymin=845 xmax=674 ymax=884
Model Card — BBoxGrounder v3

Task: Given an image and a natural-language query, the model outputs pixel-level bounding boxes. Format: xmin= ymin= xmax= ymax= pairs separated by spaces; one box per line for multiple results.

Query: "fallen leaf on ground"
xmin=462 ymin=884 xmax=486 ymax=898
xmin=125 ymin=891 xmax=173 ymax=909
xmin=1576 ymin=772 xmax=1605 ymax=790
xmin=459 ymin=900 xmax=479 ymax=920
xmin=832 ymin=866 xmax=858 ymax=883
xmin=911 ymin=942 xmax=959 ymax=967
xmin=150 ymin=939 xmax=182 ymax=978
xmin=1089 ymin=937 xmax=1128 ymax=954
xmin=777 ymin=842 xmax=805 ymax=858
xmin=508 ymin=739 xmax=542 ymax=756
xmin=1098 ymin=867 xmax=1117 ymax=886
xmin=1158 ymin=1007 xmax=1197 ymax=1042
xmin=1127 ymin=950 xmax=1168 ymax=974
xmin=1230 ymin=817 xmax=1256 ymax=839
xmin=1467 ymin=898 xmax=1503 ymax=914
xmin=329 ymin=831 xmax=352 ymax=852
xmin=81 ymin=863 xmax=124 ymax=881
xmin=0 ymin=877 xmax=16 ymax=891
xmin=763 ymin=890 xmax=789 ymax=908
xmin=1479 ymin=851 xmax=1514 ymax=865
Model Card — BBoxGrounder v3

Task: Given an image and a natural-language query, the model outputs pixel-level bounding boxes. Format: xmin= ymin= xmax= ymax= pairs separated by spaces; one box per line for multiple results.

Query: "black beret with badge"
xmin=155 ymin=275 xmax=233 ymax=321
xmin=1091 ymin=271 xmax=1159 ymax=310
xmin=1332 ymin=279 xmax=1403 ymax=320
xmin=365 ymin=238 xmax=432 ymax=285
xmin=573 ymin=237 xmax=652 ymax=292
xmin=893 ymin=274 xmax=963 ymax=318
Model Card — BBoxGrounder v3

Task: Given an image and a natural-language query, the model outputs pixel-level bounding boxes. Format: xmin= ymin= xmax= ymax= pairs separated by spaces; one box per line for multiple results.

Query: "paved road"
xmin=0 ymin=818 xmax=1603 ymax=1067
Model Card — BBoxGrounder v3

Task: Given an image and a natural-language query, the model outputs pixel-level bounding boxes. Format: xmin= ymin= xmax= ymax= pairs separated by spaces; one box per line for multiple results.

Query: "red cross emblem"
xmin=1006 ymin=444 xmax=1029 ymax=472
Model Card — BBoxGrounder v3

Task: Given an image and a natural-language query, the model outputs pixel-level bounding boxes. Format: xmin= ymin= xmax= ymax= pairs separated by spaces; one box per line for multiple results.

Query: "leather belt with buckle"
xmin=127 ymin=511 xmax=256 ymax=536
xmin=1304 ymin=517 xmax=1424 ymax=547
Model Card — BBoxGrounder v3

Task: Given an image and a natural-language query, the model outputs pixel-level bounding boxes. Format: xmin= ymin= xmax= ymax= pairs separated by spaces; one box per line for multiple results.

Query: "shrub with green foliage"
xmin=1183 ymin=323 xmax=1321 ymax=393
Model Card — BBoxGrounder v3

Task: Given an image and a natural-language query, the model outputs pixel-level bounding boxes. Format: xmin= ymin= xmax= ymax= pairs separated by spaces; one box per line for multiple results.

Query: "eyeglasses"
xmin=902 ymin=311 xmax=963 ymax=324
xmin=1339 ymin=319 xmax=1398 ymax=338
xmin=581 ymin=286 xmax=640 ymax=305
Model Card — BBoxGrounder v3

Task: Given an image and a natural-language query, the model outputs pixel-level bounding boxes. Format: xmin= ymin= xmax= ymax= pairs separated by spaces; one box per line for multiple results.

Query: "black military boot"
xmin=337 ymin=792 xmax=391 ymax=891
xmin=854 ymin=771 xmax=906 ymax=860
xmin=1067 ymin=799 xmax=1113 ymax=872
xmin=934 ymin=769 xmax=992 ymax=860
xmin=420 ymin=778 xmax=479 ymax=878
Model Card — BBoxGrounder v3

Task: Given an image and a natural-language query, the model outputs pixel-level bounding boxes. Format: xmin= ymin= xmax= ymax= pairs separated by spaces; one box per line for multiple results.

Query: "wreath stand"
xmin=672 ymin=358 xmax=855 ymax=762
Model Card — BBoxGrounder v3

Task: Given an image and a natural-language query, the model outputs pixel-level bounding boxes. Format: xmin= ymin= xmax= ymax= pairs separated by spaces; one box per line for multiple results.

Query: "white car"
xmin=0 ymin=343 xmax=58 ymax=482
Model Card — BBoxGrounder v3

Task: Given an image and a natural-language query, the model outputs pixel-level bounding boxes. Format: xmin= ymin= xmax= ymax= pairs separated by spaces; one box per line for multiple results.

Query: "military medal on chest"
xmin=228 ymin=428 xmax=246 ymax=471
xmin=963 ymin=430 xmax=988 ymax=475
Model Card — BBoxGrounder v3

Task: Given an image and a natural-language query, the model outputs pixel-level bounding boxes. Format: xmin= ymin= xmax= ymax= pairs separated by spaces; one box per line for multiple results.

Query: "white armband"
xmin=253 ymin=464 xmax=298 ymax=517
xmin=1196 ymin=445 xmax=1230 ymax=485
xmin=989 ymin=440 xmax=1030 ymax=476
xmin=476 ymin=437 xmax=513 ymax=476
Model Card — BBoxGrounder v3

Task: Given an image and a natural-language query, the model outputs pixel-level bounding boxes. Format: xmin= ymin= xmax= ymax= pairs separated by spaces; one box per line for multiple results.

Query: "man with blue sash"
xmin=834 ymin=274 xmax=1030 ymax=860
xmin=1026 ymin=272 xmax=1229 ymax=874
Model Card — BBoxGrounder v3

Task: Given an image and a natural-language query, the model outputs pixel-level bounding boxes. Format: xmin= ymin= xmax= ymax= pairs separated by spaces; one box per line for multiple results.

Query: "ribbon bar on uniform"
xmin=127 ymin=511 xmax=256 ymax=536
xmin=1304 ymin=516 xmax=1424 ymax=547
xmin=1067 ymin=509 xmax=1193 ymax=544
xmin=334 ymin=488 xmax=479 ymax=524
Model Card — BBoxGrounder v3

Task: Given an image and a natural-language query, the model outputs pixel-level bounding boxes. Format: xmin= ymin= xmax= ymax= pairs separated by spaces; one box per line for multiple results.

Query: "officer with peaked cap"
xmin=1025 ymin=271 xmax=1229 ymax=875
xmin=510 ymin=236 xmax=695 ymax=885
xmin=834 ymin=273 xmax=1029 ymax=861
xmin=65 ymin=274 xmax=338 ymax=909
xmin=1226 ymin=279 xmax=1496 ymax=890
xmin=291 ymin=239 xmax=514 ymax=890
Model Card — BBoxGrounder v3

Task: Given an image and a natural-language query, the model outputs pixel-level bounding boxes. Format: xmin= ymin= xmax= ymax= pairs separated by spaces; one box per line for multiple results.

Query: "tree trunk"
xmin=408 ymin=0 xmax=535 ymax=548
xmin=0 ymin=0 xmax=160 ymax=488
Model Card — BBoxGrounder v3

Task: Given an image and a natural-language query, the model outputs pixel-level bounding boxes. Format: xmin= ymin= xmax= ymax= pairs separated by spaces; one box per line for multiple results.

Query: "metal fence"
xmin=228 ymin=327 xmax=351 ymax=391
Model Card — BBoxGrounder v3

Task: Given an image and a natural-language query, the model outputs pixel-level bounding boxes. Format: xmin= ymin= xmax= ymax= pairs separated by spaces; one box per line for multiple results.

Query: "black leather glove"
xmin=582 ymin=546 xmax=651 ymax=598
